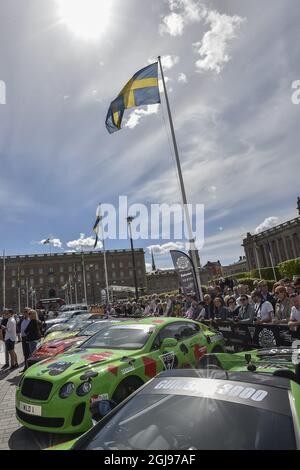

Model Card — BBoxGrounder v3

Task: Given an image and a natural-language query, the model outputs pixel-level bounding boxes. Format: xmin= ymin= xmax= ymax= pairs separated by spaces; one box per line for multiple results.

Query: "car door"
xmin=149 ymin=322 xmax=194 ymax=371
xmin=177 ymin=321 xmax=208 ymax=367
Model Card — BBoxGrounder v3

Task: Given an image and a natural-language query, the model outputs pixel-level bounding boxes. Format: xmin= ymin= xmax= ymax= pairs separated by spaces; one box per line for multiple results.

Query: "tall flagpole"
xmin=98 ymin=204 xmax=110 ymax=307
xmin=2 ymin=250 xmax=5 ymax=309
xmin=158 ymin=56 xmax=203 ymax=301
xmin=81 ymin=249 xmax=88 ymax=306
xmin=17 ymin=266 xmax=21 ymax=313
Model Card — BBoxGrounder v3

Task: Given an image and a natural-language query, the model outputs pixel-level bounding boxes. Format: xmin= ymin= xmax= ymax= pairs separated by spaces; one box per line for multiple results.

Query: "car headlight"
xmin=77 ymin=382 xmax=92 ymax=397
xmin=59 ymin=382 xmax=74 ymax=399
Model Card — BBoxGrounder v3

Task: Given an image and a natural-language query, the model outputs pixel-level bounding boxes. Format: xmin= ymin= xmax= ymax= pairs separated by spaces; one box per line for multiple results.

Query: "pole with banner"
xmin=170 ymin=250 xmax=200 ymax=300
xmin=2 ymin=250 xmax=5 ymax=310
xmin=158 ymin=56 xmax=203 ymax=301
xmin=98 ymin=204 xmax=110 ymax=306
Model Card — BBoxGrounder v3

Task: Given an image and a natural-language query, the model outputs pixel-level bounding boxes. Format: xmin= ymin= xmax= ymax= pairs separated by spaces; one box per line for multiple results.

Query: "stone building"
xmin=0 ymin=249 xmax=146 ymax=310
xmin=146 ymin=269 xmax=179 ymax=295
xmin=243 ymin=198 xmax=300 ymax=271
xmin=222 ymin=256 xmax=248 ymax=277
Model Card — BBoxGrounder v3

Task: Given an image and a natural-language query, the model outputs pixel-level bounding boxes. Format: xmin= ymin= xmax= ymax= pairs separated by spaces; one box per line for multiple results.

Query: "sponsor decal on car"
xmin=90 ymin=393 xmax=109 ymax=403
xmin=159 ymin=352 xmax=175 ymax=370
xmin=121 ymin=366 xmax=135 ymax=375
xmin=81 ymin=352 xmax=113 ymax=362
xmin=43 ymin=361 xmax=73 ymax=376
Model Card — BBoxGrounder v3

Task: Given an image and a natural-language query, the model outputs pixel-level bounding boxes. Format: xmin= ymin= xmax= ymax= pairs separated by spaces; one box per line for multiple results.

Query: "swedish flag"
xmin=105 ymin=62 xmax=160 ymax=134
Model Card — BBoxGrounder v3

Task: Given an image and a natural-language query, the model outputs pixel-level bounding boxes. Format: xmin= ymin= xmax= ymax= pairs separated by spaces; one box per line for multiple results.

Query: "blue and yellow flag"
xmin=105 ymin=62 xmax=160 ymax=134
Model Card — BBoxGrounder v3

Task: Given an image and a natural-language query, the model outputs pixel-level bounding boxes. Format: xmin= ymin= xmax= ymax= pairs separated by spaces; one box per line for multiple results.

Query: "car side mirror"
xmin=160 ymin=338 xmax=178 ymax=350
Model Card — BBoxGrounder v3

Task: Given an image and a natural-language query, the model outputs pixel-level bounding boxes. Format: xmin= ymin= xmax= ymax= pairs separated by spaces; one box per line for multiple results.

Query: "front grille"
xmin=21 ymin=378 xmax=53 ymax=401
xmin=16 ymin=408 xmax=64 ymax=428
xmin=72 ymin=403 xmax=86 ymax=426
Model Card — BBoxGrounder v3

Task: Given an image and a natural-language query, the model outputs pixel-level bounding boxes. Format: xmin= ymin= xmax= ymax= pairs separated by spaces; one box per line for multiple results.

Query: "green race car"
xmin=16 ymin=317 xmax=224 ymax=434
xmin=198 ymin=345 xmax=300 ymax=376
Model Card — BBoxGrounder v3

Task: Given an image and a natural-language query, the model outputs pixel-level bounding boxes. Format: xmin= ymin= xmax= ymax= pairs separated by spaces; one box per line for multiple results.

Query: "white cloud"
xmin=148 ymin=242 xmax=185 ymax=255
xmin=194 ymin=10 xmax=245 ymax=74
xmin=146 ymin=263 xmax=152 ymax=273
xmin=125 ymin=104 xmax=160 ymax=129
xmin=39 ymin=238 xmax=63 ymax=249
xmin=160 ymin=12 xmax=185 ymax=36
xmin=160 ymin=0 xmax=206 ymax=36
xmin=178 ymin=73 xmax=188 ymax=83
xmin=255 ymin=217 xmax=280 ymax=235
xmin=67 ymin=233 xmax=102 ymax=250
xmin=148 ymin=55 xmax=179 ymax=71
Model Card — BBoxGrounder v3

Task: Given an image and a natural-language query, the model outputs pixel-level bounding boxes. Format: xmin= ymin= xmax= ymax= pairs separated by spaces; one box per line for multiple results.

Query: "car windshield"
xmin=79 ymin=321 xmax=111 ymax=337
xmin=75 ymin=394 xmax=296 ymax=450
xmin=80 ymin=325 xmax=154 ymax=350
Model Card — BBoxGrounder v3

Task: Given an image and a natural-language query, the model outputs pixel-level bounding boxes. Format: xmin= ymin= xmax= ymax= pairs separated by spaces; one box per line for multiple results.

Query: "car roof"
xmin=118 ymin=317 xmax=196 ymax=326
xmin=138 ymin=370 xmax=295 ymax=417
xmin=156 ymin=368 xmax=292 ymax=390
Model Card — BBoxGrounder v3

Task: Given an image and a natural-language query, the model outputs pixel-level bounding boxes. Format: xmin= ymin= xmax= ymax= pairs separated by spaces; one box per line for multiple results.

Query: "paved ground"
xmin=0 ymin=343 xmax=77 ymax=450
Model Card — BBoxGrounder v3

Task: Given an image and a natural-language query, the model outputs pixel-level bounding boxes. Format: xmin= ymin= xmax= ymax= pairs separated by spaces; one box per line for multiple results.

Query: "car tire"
xmin=112 ymin=377 xmax=144 ymax=404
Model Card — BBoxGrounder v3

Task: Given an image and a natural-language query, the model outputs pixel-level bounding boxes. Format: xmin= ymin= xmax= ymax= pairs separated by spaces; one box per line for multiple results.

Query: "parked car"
xmin=16 ymin=318 xmax=224 ymax=434
xmin=49 ymin=367 xmax=300 ymax=450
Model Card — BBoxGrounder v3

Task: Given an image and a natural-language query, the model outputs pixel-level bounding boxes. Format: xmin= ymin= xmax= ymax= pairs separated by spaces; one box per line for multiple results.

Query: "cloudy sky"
xmin=0 ymin=0 xmax=299 ymax=271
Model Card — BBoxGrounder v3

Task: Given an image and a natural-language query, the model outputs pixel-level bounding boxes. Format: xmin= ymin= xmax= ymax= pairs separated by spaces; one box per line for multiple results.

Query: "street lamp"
xmin=126 ymin=216 xmax=139 ymax=300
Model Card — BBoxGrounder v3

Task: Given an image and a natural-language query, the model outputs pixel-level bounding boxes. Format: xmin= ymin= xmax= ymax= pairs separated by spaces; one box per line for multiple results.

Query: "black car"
xmin=52 ymin=368 xmax=300 ymax=450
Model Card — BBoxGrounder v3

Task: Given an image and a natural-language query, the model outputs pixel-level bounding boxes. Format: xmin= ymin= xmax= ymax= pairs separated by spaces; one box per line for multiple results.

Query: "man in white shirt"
xmin=2 ymin=309 xmax=18 ymax=369
xmin=252 ymin=291 xmax=274 ymax=324
xmin=288 ymin=295 xmax=300 ymax=331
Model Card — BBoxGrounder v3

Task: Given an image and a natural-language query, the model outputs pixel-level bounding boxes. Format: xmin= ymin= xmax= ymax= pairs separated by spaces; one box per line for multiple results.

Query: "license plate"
xmin=18 ymin=401 xmax=42 ymax=416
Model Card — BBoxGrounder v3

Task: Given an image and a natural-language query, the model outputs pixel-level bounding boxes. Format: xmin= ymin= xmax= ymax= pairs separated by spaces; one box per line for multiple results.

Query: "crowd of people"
xmin=105 ymin=277 xmax=300 ymax=331
xmin=1 ymin=276 xmax=300 ymax=371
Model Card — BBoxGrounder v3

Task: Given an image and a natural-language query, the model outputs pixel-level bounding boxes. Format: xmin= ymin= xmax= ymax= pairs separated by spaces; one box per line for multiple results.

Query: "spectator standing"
xmin=238 ymin=296 xmax=256 ymax=323
xmin=24 ymin=309 xmax=42 ymax=356
xmin=2 ymin=309 xmax=18 ymax=369
xmin=226 ymin=297 xmax=240 ymax=319
xmin=258 ymin=280 xmax=275 ymax=308
xmin=19 ymin=308 xmax=31 ymax=372
xmin=274 ymin=286 xmax=293 ymax=324
xmin=288 ymin=295 xmax=300 ymax=331
xmin=213 ymin=298 xmax=228 ymax=321
xmin=0 ymin=310 xmax=10 ymax=368
xmin=252 ymin=291 xmax=274 ymax=324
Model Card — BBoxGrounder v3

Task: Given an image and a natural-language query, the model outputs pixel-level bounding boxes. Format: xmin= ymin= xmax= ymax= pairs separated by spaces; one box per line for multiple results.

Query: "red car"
xmin=27 ymin=321 xmax=113 ymax=367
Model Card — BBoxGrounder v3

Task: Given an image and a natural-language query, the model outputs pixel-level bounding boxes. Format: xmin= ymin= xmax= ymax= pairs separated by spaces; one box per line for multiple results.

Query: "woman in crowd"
xmin=24 ymin=309 xmax=42 ymax=356
xmin=226 ymin=296 xmax=240 ymax=319
xmin=213 ymin=297 xmax=228 ymax=321
xmin=273 ymin=286 xmax=293 ymax=324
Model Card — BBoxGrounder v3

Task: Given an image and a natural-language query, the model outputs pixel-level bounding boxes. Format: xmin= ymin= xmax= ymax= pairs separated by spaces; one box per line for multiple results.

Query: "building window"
xmin=77 ymin=274 xmax=82 ymax=282
xmin=12 ymin=270 xmax=16 ymax=277
xmin=111 ymin=262 xmax=115 ymax=269
xmin=60 ymin=266 xmax=64 ymax=273
xmin=21 ymin=279 xmax=25 ymax=286
xmin=94 ymin=264 xmax=99 ymax=270
xmin=49 ymin=267 xmax=54 ymax=274
xmin=21 ymin=269 xmax=25 ymax=276
xmin=30 ymin=278 xmax=34 ymax=286
xmin=120 ymin=271 xmax=124 ymax=278
xmin=86 ymin=274 xmax=91 ymax=282
xmin=112 ymin=271 xmax=116 ymax=279
xmin=129 ymin=270 xmax=133 ymax=277
xmin=60 ymin=276 xmax=64 ymax=284
xmin=39 ymin=278 xmax=44 ymax=285
xmin=138 ymin=269 xmax=143 ymax=276
xmin=30 ymin=269 xmax=34 ymax=275
xmin=95 ymin=273 xmax=100 ymax=281
xmin=11 ymin=280 xmax=16 ymax=288
xmin=49 ymin=276 xmax=54 ymax=284
xmin=137 ymin=261 xmax=141 ymax=267
xmin=68 ymin=266 xmax=73 ymax=273
xmin=39 ymin=268 xmax=43 ymax=275
xmin=128 ymin=261 xmax=133 ymax=268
